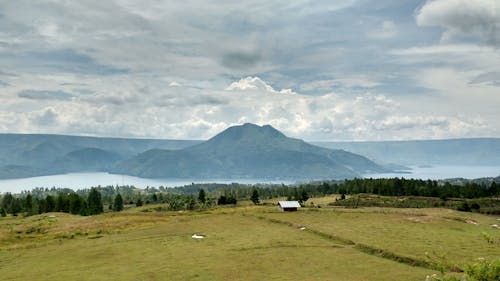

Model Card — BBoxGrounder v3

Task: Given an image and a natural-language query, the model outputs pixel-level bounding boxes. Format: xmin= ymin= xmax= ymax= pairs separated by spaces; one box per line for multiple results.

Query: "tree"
xmin=250 ymin=189 xmax=260 ymax=205
xmin=217 ymin=195 xmax=236 ymax=205
xmin=0 ymin=208 xmax=6 ymax=217
xmin=113 ymin=194 xmax=124 ymax=212
xmin=198 ymin=189 xmax=206 ymax=204
xmin=87 ymin=188 xmax=103 ymax=215
xmin=300 ymin=189 xmax=309 ymax=203
xmin=79 ymin=200 xmax=88 ymax=216
xmin=187 ymin=195 xmax=196 ymax=210
xmin=55 ymin=193 xmax=69 ymax=212
xmin=68 ymin=193 xmax=83 ymax=215
xmin=45 ymin=195 xmax=55 ymax=212
xmin=135 ymin=198 xmax=143 ymax=207
xmin=217 ymin=195 xmax=227 ymax=205
xmin=10 ymin=199 xmax=21 ymax=216
xmin=1 ymin=193 xmax=14 ymax=214
xmin=24 ymin=194 xmax=33 ymax=215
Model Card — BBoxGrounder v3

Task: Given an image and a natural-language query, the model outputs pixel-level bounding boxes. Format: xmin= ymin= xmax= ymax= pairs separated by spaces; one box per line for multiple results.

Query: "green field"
xmin=0 ymin=198 xmax=499 ymax=281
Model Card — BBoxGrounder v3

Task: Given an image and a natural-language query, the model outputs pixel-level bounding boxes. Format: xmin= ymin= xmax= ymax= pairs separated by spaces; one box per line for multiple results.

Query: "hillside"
xmin=1 ymin=202 xmax=498 ymax=281
xmin=50 ymin=148 xmax=124 ymax=173
xmin=2 ymin=129 xmax=499 ymax=180
xmin=0 ymin=134 xmax=200 ymax=179
xmin=113 ymin=123 xmax=386 ymax=180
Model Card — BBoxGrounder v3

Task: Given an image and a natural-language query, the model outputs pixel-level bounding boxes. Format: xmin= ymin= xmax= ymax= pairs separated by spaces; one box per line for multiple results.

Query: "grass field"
xmin=0 ymin=198 xmax=498 ymax=281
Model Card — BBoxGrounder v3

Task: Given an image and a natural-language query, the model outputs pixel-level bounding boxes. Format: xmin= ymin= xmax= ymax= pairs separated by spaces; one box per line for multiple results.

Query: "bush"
xmin=470 ymin=203 xmax=480 ymax=211
xmin=425 ymin=259 xmax=500 ymax=281
xmin=458 ymin=202 xmax=471 ymax=212
xmin=466 ymin=259 xmax=500 ymax=281
xmin=217 ymin=195 xmax=237 ymax=205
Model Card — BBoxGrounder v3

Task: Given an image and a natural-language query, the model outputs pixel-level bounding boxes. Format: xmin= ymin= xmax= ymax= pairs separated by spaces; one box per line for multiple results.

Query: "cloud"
xmin=469 ymin=72 xmax=500 ymax=86
xmin=390 ymin=44 xmax=500 ymax=93
xmin=220 ymin=51 xmax=262 ymax=69
xmin=0 ymin=1 xmax=499 ymax=141
xmin=368 ymin=20 xmax=398 ymax=39
xmin=390 ymin=44 xmax=500 ymax=71
xmin=72 ymin=88 xmax=94 ymax=95
xmin=225 ymin=76 xmax=296 ymax=94
xmin=0 ymin=80 xmax=9 ymax=87
xmin=32 ymin=108 xmax=58 ymax=126
xmin=1 ymin=48 xmax=127 ymax=75
xmin=17 ymin=89 xmax=73 ymax=100
xmin=0 ymin=74 xmax=495 ymax=141
xmin=300 ymin=76 xmax=381 ymax=92
xmin=416 ymin=0 xmax=500 ymax=45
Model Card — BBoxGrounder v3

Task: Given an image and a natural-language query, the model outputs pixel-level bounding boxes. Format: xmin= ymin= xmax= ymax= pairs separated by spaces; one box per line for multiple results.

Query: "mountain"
xmin=113 ymin=123 xmax=387 ymax=180
xmin=0 ymin=134 xmax=201 ymax=179
xmin=0 ymin=165 xmax=45 ymax=179
xmin=313 ymin=138 xmax=500 ymax=166
xmin=51 ymin=148 xmax=124 ymax=173
xmin=1 ymin=128 xmax=499 ymax=180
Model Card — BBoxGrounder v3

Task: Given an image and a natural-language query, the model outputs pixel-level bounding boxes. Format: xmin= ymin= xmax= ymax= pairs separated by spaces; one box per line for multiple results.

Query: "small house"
xmin=278 ymin=201 xmax=301 ymax=212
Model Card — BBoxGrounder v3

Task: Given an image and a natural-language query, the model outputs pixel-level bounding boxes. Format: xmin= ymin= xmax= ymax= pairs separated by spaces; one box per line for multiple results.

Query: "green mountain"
xmin=0 ymin=134 xmax=200 ymax=179
xmin=51 ymin=148 xmax=124 ymax=173
xmin=113 ymin=123 xmax=386 ymax=180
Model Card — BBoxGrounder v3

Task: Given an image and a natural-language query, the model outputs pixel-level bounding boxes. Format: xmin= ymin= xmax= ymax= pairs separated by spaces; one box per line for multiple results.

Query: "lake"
xmin=0 ymin=165 xmax=499 ymax=193
xmin=0 ymin=173 xmax=293 ymax=193
xmin=364 ymin=165 xmax=500 ymax=180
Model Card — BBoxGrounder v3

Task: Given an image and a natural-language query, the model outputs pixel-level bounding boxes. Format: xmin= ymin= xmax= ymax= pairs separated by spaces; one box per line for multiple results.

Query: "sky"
xmin=0 ymin=0 xmax=499 ymax=141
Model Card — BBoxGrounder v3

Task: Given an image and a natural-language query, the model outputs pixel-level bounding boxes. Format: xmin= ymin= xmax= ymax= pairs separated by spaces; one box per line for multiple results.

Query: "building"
xmin=278 ymin=201 xmax=301 ymax=212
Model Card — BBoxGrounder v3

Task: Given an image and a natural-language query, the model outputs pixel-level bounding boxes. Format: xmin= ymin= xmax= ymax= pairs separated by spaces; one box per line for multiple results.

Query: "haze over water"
xmin=1 ymin=165 xmax=499 ymax=193
xmin=0 ymin=173 xmax=293 ymax=193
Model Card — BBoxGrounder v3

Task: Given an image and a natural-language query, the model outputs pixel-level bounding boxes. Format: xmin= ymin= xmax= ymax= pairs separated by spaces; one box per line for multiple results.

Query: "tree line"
xmin=1 ymin=177 xmax=498 ymax=217
xmin=0 ymin=188 xmax=114 ymax=217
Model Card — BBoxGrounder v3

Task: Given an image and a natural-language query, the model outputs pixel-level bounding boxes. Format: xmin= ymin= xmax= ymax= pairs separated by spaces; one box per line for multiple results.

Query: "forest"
xmin=1 ymin=177 xmax=498 ymax=217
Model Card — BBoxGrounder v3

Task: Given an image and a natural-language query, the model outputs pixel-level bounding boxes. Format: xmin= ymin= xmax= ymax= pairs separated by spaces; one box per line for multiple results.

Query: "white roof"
xmin=278 ymin=201 xmax=301 ymax=208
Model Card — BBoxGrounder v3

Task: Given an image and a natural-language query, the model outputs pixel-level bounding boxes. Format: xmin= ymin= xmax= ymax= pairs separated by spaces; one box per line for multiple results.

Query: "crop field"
xmin=0 ymin=199 xmax=498 ymax=281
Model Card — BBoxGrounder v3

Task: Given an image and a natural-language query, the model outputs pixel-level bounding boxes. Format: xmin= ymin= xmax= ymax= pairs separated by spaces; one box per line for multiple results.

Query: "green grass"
xmin=260 ymin=205 xmax=500 ymax=270
xmin=0 ymin=201 xmax=498 ymax=281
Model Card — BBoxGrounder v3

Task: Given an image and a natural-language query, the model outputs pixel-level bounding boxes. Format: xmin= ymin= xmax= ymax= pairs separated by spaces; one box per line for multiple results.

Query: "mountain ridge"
xmin=0 ymin=127 xmax=499 ymax=179
xmin=112 ymin=123 xmax=387 ymax=180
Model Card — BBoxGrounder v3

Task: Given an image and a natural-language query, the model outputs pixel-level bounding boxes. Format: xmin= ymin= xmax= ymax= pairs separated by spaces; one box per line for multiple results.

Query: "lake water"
xmin=0 ymin=173 xmax=293 ymax=193
xmin=364 ymin=165 xmax=500 ymax=180
xmin=0 ymin=165 xmax=499 ymax=193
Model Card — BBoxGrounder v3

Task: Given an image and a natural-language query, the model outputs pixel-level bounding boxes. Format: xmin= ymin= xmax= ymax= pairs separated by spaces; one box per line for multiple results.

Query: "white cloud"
xmin=0 ymin=74 xmax=495 ymax=140
xmin=0 ymin=1 xmax=499 ymax=141
xmin=32 ymin=107 xmax=59 ymax=126
xmin=391 ymin=44 xmax=500 ymax=91
xmin=225 ymin=77 xmax=296 ymax=94
xmin=416 ymin=0 xmax=500 ymax=45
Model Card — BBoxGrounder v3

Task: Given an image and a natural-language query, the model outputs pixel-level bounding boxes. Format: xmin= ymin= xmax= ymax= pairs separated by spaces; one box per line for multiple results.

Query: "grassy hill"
xmin=1 ymin=197 xmax=498 ymax=281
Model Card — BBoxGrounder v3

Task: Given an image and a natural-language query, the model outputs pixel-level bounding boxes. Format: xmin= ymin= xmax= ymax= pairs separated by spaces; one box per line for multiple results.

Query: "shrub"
xmin=465 ymin=259 xmax=500 ymax=281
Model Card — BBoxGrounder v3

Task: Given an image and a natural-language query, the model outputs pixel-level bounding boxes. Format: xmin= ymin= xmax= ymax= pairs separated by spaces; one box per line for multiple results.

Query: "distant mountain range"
xmin=112 ymin=123 xmax=386 ymax=179
xmin=0 ymin=134 xmax=199 ymax=179
xmin=313 ymin=138 xmax=500 ymax=166
xmin=0 ymin=124 xmax=499 ymax=180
